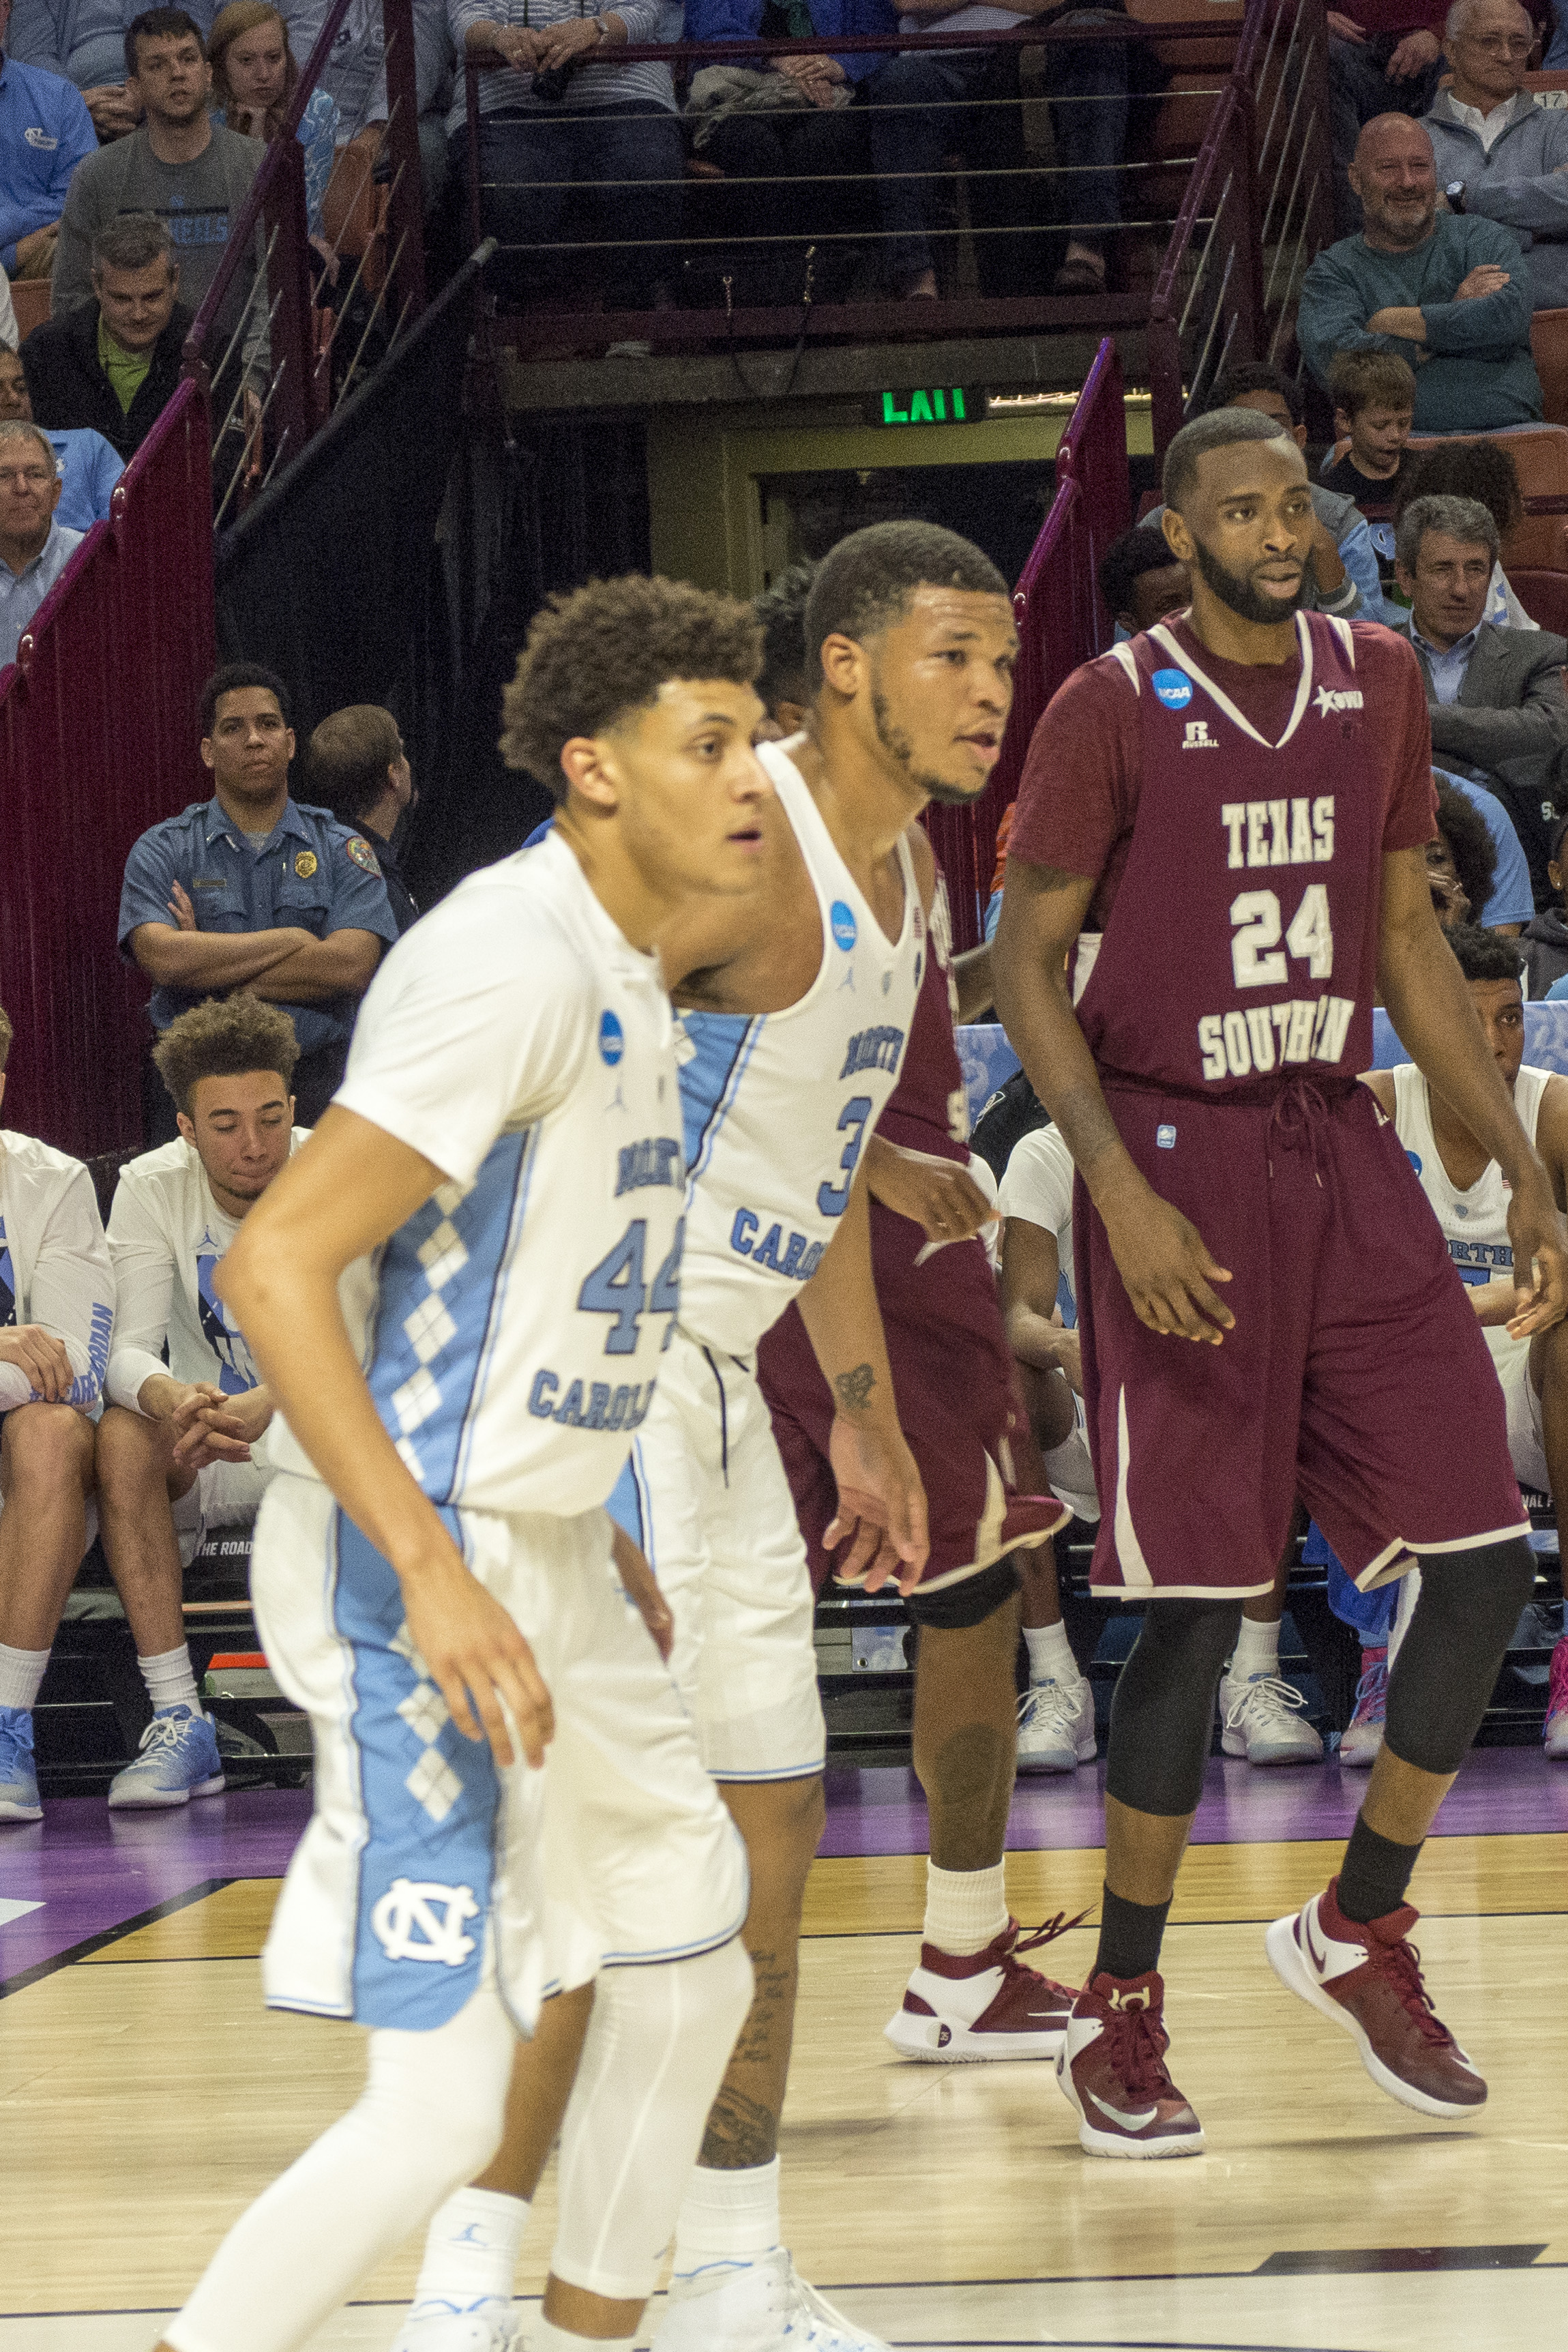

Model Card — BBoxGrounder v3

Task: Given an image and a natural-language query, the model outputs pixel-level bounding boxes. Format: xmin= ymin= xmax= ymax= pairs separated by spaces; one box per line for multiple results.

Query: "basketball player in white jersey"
xmin=399 ymin=523 xmax=1016 ymax=2352
xmin=0 ymin=1003 xmax=116 ymax=1826
xmin=95 ymin=994 xmax=307 ymax=1810
xmin=153 ymin=578 xmax=779 ymax=2352
xmin=1362 ymin=922 xmax=1568 ymax=1760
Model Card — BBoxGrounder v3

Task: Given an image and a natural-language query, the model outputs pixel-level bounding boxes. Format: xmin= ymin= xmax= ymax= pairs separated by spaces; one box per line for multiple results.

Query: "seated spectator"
xmin=1430 ymin=767 xmax=1535 ymax=932
xmin=1323 ymin=348 xmax=1417 ymax=604
xmin=866 ymin=0 xmax=1159 ymax=302
xmin=681 ymin=0 xmax=889 ymax=308
xmin=51 ymin=8 xmax=267 ymax=360
xmin=1522 ymin=808 xmax=1568 ymax=990
xmin=118 ymin=662 xmax=398 ymax=1135
xmin=0 ymin=342 xmax=121 ymax=525
xmin=304 ymin=702 xmax=419 ymax=932
xmin=1426 ymin=0 xmax=1568 ymax=310
xmin=208 ymin=0 xmax=340 ymax=237
xmin=0 ymin=1001 xmax=115 ymax=1827
xmin=1141 ymin=362 xmax=1381 ymax=619
xmin=1395 ymin=434 xmax=1537 ymax=628
xmin=0 ymin=1 xmax=97 ymax=284
xmin=1327 ymin=0 xmax=1447 ymax=235
xmin=281 ymin=0 xmax=452 ymax=211
xmin=1361 ymin=922 xmax=1568 ymax=1760
xmin=445 ymin=0 xmax=682 ymax=306
xmin=0 ymin=415 xmax=81 ymax=666
xmin=10 ymin=0 xmax=216 ymax=140
xmin=1097 ymin=520 xmax=1190 ymax=638
xmin=22 ymin=215 xmax=192 ymax=462
xmin=1393 ymin=490 xmax=1568 ymax=897
xmin=93 ymin=993 xmax=305 ymax=1808
xmin=1299 ymin=113 xmax=1544 ymax=431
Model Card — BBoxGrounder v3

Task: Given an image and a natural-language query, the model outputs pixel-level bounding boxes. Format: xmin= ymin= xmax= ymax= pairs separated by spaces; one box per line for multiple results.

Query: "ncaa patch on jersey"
xmin=599 ymin=1011 xmax=625 ymax=1065
xmin=344 ymin=835 xmax=381 ymax=876
xmin=830 ymin=900 xmax=858 ymax=952
xmin=1151 ymin=668 xmax=1194 ymax=709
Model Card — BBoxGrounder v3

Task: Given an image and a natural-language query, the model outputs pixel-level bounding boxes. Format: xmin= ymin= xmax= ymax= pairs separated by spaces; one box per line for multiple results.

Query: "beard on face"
xmin=871 ymin=680 xmax=986 ymax=806
xmin=1189 ymin=531 xmax=1308 ymax=627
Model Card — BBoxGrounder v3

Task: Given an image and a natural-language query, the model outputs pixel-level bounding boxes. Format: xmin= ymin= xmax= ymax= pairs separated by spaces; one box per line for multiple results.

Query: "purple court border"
xmin=3 ymin=1748 xmax=1565 ymax=1990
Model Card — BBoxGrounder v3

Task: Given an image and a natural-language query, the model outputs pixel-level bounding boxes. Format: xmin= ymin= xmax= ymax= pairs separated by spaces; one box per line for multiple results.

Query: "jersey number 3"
xmin=1230 ymin=885 xmax=1334 ymax=988
xmin=578 ymin=1218 xmax=683 ymax=1353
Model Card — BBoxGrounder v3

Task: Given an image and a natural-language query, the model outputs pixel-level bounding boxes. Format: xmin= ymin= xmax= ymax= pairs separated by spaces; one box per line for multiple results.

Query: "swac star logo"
xmin=370 ymin=1878 xmax=480 ymax=1966
xmin=1313 ymin=686 xmax=1364 ymax=717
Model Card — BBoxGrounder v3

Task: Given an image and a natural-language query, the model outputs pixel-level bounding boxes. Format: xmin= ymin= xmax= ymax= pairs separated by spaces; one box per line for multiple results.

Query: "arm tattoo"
xmin=833 ymin=1362 xmax=876 ymax=1412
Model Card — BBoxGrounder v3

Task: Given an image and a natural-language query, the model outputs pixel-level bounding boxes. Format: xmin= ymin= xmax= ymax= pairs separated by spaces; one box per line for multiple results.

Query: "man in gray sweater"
xmin=1424 ymin=0 xmax=1568 ymax=310
xmin=50 ymin=5 xmax=263 ymax=354
xmin=1299 ymin=111 xmax=1543 ymax=430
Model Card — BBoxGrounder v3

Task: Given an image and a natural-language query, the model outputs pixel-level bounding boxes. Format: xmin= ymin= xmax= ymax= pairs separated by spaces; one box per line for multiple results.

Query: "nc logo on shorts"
xmin=830 ymin=900 xmax=857 ymax=952
xmin=599 ymin=1011 xmax=625 ymax=1066
xmin=370 ymin=1878 xmax=480 ymax=1967
xmin=1156 ymin=1123 xmax=1177 ymax=1149
xmin=1151 ymin=668 xmax=1194 ymax=709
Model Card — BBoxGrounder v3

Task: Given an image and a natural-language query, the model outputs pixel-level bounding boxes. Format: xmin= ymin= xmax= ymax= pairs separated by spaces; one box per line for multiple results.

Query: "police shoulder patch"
xmin=344 ymin=834 xmax=381 ymax=876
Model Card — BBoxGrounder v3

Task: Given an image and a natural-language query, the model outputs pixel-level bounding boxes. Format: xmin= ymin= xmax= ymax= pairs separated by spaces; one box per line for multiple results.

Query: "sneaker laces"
xmin=1350 ymin=1658 xmax=1388 ymax=1726
xmin=1018 ymin=1679 xmax=1086 ymax=1739
xmin=1366 ymin=1931 xmax=1455 ymax=2051
xmin=1097 ymin=1994 xmax=1177 ymax=2101
xmin=783 ymin=2259 xmax=885 ymax=2349
xmin=1223 ymin=1673 xmax=1309 ymax=1735
xmin=136 ymin=1707 xmax=196 ymax=1756
xmin=999 ymin=1910 xmax=1092 ymax=2002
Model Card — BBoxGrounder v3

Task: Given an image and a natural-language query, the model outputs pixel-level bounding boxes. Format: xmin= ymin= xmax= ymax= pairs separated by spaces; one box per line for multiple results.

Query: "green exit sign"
xmin=868 ymin=387 xmax=987 ymax=426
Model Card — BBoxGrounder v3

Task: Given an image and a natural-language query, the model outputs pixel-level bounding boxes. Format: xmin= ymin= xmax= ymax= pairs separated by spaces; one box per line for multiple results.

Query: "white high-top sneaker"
xmin=649 ymin=2250 xmax=888 ymax=2352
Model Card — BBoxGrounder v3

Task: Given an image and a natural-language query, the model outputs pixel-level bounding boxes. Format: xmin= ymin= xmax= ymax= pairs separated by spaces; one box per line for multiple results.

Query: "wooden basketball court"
xmin=3 ymin=1756 xmax=1565 ymax=2351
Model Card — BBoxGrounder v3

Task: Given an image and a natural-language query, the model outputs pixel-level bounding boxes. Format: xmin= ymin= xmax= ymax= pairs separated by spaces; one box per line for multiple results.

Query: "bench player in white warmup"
xmin=401 ymin=525 xmax=1029 ymax=2352
xmin=96 ymin=994 xmax=307 ymax=1809
xmin=154 ymin=578 xmax=776 ymax=2352
xmin=1362 ymin=923 xmax=1568 ymax=1759
xmin=0 ymin=1003 xmax=116 ymax=1823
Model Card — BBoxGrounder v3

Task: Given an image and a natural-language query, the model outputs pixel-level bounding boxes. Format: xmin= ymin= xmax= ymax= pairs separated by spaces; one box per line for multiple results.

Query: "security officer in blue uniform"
xmin=119 ymin=662 xmax=398 ymax=1141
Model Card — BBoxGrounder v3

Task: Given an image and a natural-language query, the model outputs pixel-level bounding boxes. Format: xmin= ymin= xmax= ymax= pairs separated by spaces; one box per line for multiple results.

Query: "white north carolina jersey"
xmin=0 ymin=1132 xmax=114 ymax=1413
xmin=275 ymin=832 xmax=685 ymax=1518
xmin=1391 ymin=1059 xmax=1552 ymax=1383
xmin=106 ymin=1130 xmax=310 ymax=1411
xmin=997 ymin=1121 xmax=1078 ymax=1321
xmin=676 ymin=741 xmax=926 ymax=1357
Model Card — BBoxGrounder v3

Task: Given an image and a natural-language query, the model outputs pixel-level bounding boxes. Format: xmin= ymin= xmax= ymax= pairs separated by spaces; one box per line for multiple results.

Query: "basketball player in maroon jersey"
xmin=992 ymin=406 xmax=1568 ymax=2156
xmin=754 ymin=557 xmax=1080 ymax=2061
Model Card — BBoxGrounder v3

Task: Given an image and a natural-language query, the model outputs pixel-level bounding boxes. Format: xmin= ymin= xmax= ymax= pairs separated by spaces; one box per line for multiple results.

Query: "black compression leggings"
xmin=1103 ymin=1598 xmax=1243 ymax=1818
xmin=1384 ymin=1541 xmax=1537 ymax=1775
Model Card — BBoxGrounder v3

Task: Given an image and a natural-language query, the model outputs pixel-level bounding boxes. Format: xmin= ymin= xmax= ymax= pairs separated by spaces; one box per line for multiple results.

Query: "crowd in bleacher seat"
xmin=1324 ymin=351 xmax=1417 ymax=506
xmin=280 ymin=0 xmax=453 ymax=209
xmin=1426 ymin=0 xmax=1568 ymax=307
xmin=20 ymin=214 xmax=190 ymax=455
xmin=209 ymin=0 xmax=340 ymax=233
xmin=117 ymin=663 xmax=399 ymax=1136
xmin=0 ymin=340 xmax=121 ymax=518
xmin=303 ymin=701 xmax=420 ymax=933
xmin=0 ymin=0 xmax=95 ymax=283
xmin=0 ymin=411 xmax=79 ymax=660
xmin=1301 ymin=114 xmax=1544 ymax=431
xmin=1522 ymin=811 xmax=1568 ymax=986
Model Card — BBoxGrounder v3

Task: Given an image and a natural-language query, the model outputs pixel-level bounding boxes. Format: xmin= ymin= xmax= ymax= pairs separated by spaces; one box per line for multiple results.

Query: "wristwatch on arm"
xmin=1446 ymin=181 xmax=1466 ymax=212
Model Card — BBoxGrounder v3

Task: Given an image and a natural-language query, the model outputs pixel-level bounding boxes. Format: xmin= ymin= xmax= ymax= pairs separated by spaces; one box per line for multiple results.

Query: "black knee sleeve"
xmin=904 ymin=1555 xmax=1019 ymax=1630
xmin=1103 ymin=1597 xmax=1243 ymax=1817
xmin=1383 ymin=1540 xmax=1537 ymax=1776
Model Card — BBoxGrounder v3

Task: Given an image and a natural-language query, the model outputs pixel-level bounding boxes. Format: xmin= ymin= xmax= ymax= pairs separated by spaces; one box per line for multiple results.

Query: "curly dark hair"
xmin=1446 ymin=921 xmax=1524 ymax=988
xmin=152 ymin=994 xmax=300 ymax=1115
xmin=502 ymin=576 xmax=762 ymax=800
xmin=754 ymin=563 xmax=816 ymax=719
xmin=1395 ymin=440 xmax=1524 ymax=543
xmin=1434 ymin=779 xmax=1498 ymax=926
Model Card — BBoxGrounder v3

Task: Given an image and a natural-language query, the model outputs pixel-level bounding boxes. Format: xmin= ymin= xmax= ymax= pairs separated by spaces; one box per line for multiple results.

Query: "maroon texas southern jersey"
xmin=1010 ymin=612 xmax=1437 ymax=1097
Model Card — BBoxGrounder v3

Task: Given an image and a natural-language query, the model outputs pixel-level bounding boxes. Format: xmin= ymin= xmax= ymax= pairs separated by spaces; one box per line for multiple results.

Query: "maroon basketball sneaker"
xmin=1055 ymin=1971 xmax=1204 ymax=2157
xmin=884 ymin=1914 xmax=1082 ymax=2062
xmin=1265 ymin=1877 xmax=1487 ymax=2117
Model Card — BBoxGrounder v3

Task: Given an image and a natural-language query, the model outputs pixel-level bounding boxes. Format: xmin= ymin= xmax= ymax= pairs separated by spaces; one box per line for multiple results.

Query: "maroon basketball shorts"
xmin=1075 ymin=1077 xmax=1528 ymax=1600
xmin=756 ymin=1205 xmax=1068 ymax=1601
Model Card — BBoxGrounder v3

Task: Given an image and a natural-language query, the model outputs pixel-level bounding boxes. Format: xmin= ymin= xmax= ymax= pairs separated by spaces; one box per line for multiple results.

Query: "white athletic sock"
xmin=139 ymin=1643 xmax=201 ymax=1716
xmin=0 ymin=1642 xmax=49 ymax=1711
xmin=411 ymin=2185 xmax=529 ymax=2308
xmin=1023 ymin=1621 xmax=1078 ymax=1685
xmin=671 ymin=2158 xmax=780 ymax=2278
xmin=1229 ymin=1615 xmax=1281 ymax=1681
xmin=533 ymin=2322 xmax=634 ymax=2352
xmin=923 ymin=1859 xmax=1008 ymax=1956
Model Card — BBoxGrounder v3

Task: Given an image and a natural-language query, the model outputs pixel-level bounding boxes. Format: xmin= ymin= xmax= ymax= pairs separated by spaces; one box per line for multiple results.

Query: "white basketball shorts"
xmin=171 ymin=1458 xmax=272 ymax=1567
xmin=253 ymin=1471 xmax=749 ymax=2037
xmin=608 ymin=1325 xmax=827 ymax=1782
xmin=1500 ymin=1345 xmax=1550 ymax=1499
